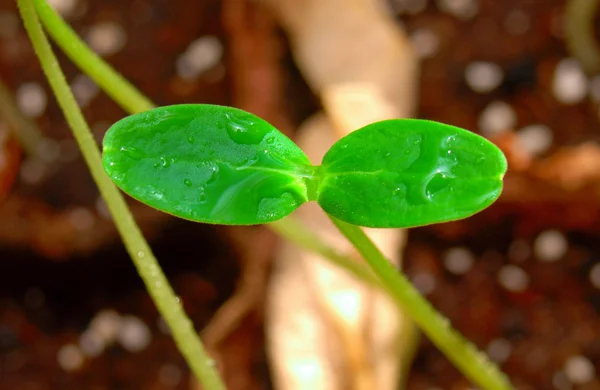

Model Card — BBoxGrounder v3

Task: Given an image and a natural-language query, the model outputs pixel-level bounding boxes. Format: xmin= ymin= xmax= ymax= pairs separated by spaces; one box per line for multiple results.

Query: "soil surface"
xmin=1 ymin=0 xmax=600 ymax=389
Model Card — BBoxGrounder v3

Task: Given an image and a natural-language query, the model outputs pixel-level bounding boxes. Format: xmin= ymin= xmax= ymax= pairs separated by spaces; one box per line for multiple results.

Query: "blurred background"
xmin=1 ymin=0 xmax=600 ymax=389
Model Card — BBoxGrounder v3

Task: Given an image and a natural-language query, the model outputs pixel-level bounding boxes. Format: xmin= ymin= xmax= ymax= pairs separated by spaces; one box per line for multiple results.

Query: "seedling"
xmin=21 ymin=0 xmax=514 ymax=387
xmin=102 ymin=104 xmax=506 ymax=228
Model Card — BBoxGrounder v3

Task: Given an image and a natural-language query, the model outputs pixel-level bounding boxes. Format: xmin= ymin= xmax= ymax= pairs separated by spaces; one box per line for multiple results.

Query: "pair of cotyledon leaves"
xmin=102 ymin=104 xmax=507 ymax=228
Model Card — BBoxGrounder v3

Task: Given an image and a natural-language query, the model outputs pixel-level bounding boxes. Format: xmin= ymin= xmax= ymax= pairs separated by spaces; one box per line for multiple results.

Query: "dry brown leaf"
xmin=263 ymin=1 xmax=419 ymax=389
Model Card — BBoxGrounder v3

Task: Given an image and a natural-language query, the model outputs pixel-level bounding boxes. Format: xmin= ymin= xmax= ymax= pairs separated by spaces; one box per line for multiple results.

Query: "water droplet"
xmin=235 ymin=155 xmax=259 ymax=170
xmin=183 ymin=178 xmax=192 ymax=187
xmin=160 ymin=157 xmax=170 ymax=168
xmin=198 ymin=191 xmax=207 ymax=203
xmin=206 ymin=166 xmax=219 ymax=185
xmin=137 ymin=251 xmax=145 ymax=258
xmin=224 ymin=112 xmax=265 ymax=144
xmin=266 ymin=136 xmax=275 ymax=144
xmin=119 ymin=146 xmax=142 ymax=159
xmin=424 ymin=171 xmax=453 ymax=200
xmin=187 ymin=136 xmax=195 ymax=144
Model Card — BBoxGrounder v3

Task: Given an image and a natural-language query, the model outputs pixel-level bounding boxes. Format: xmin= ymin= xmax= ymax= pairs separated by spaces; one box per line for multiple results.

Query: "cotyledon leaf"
xmin=102 ymin=104 xmax=316 ymax=225
xmin=316 ymin=119 xmax=507 ymax=228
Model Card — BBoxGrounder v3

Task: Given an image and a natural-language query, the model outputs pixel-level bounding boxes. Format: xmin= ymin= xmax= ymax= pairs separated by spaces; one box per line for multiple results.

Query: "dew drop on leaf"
xmin=198 ymin=191 xmax=207 ymax=203
xmin=183 ymin=178 xmax=192 ymax=187
xmin=206 ymin=166 xmax=219 ymax=185
xmin=425 ymin=172 xmax=453 ymax=200
xmin=224 ymin=112 xmax=265 ymax=145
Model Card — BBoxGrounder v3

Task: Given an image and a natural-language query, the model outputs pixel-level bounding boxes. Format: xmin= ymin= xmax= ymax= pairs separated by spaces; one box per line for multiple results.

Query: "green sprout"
xmin=102 ymin=104 xmax=506 ymax=228
xmin=103 ymin=105 xmax=513 ymax=390
xmin=19 ymin=0 xmax=515 ymax=388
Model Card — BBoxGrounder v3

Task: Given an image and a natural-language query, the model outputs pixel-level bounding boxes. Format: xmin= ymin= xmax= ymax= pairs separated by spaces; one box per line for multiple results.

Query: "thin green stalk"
xmin=269 ymin=218 xmax=381 ymax=288
xmin=329 ymin=216 xmax=514 ymax=390
xmin=31 ymin=0 xmax=153 ymax=113
xmin=17 ymin=2 xmax=225 ymax=389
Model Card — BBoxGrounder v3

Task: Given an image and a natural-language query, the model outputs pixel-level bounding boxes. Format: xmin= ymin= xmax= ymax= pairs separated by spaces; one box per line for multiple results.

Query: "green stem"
xmin=329 ymin=216 xmax=514 ymax=390
xmin=17 ymin=2 xmax=225 ymax=389
xmin=31 ymin=0 xmax=153 ymax=113
xmin=269 ymin=218 xmax=381 ymax=289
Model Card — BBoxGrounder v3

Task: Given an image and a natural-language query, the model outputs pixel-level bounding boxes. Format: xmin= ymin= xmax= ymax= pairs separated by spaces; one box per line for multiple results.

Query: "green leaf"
xmin=102 ymin=104 xmax=314 ymax=225
xmin=317 ymin=119 xmax=507 ymax=228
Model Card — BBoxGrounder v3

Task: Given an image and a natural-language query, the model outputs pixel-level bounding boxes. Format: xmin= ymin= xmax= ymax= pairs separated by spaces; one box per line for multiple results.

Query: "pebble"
xmin=116 ymin=315 xmax=151 ymax=353
xmin=89 ymin=309 xmax=121 ymax=343
xmin=16 ymin=82 xmax=47 ymax=118
xmin=435 ymin=0 xmax=478 ymax=20
xmin=411 ymin=272 xmax=436 ymax=295
xmin=57 ymin=344 xmax=85 ymax=371
xmin=67 ymin=207 xmax=96 ymax=231
xmin=564 ymin=355 xmax=595 ymax=384
xmin=465 ymin=61 xmax=504 ymax=93
xmin=86 ymin=22 xmax=127 ymax=57
xmin=71 ymin=74 xmax=99 ymax=108
xmin=516 ymin=124 xmax=553 ymax=156
xmin=176 ymin=36 xmax=223 ymax=80
xmin=79 ymin=329 xmax=105 ymax=357
xmin=410 ymin=28 xmax=440 ymax=59
xmin=19 ymin=158 xmax=46 ymax=185
xmin=589 ymin=263 xmax=600 ymax=289
xmin=47 ymin=0 xmax=78 ymax=17
xmin=486 ymin=338 xmax=512 ymax=363
xmin=552 ymin=371 xmax=573 ymax=390
xmin=504 ymin=9 xmax=530 ymax=35
xmin=478 ymin=101 xmax=517 ymax=137
xmin=552 ymin=58 xmax=588 ymax=105
xmin=497 ymin=265 xmax=529 ymax=292
xmin=534 ymin=230 xmax=567 ymax=262
xmin=443 ymin=247 xmax=474 ymax=275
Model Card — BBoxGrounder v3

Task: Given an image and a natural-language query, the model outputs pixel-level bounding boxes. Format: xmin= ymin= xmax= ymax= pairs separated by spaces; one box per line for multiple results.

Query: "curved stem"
xmin=269 ymin=218 xmax=380 ymax=288
xmin=31 ymin=0 xmax=154 ymax=113
xmin=17 ymin=2 xmax=225 ymax=389
xmin=329 ymin=216 xmax=514 ymax=390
